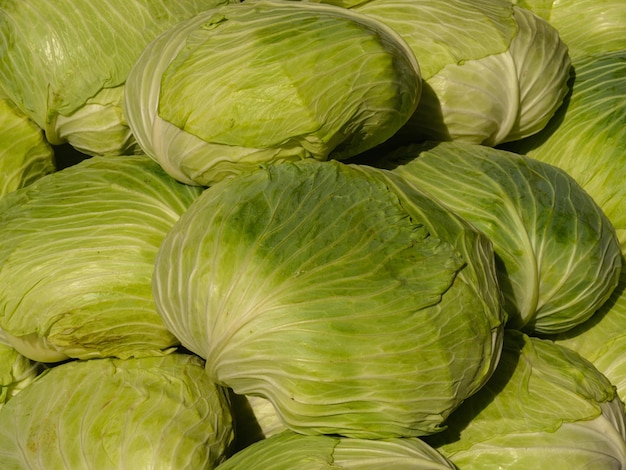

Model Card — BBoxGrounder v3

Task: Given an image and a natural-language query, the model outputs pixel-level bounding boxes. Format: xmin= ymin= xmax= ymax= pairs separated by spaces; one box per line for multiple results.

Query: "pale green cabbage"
xmin=504 ymin=50 xmax=626 ymax=252
xmin=556 ymin=267 xmax=626 ymax=404
xmin=511 ymin=0 xmax=626 ymax=60
xmin=428 ymin=330 xmax=626 ymax=469
xmin=350 ymin=0 xmax=571 ymax=145
xmin=0 ymin=340 xmax=44 ymax=411
xmin=0 ymin=0 xmax=232 ymax=156
xmin=364 ymin=141 xmax=622 ymax=334
xmin=0 ymin=155 xmax=204 ymax=362
xmin=217 ymin=430 xmax=456 ymax=469
xmin=0 ymin=93 xmax=55 ymax=198
xmin=124 ymin=0 xmax=422 ymax=186
xmin=0 ymin=353 xmax=234 ymax=469
xmin=153 ymin=159 xmax=503 ymax=438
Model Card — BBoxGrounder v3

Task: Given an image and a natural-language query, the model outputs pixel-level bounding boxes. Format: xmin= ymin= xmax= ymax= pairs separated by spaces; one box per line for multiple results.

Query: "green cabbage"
xmin=153 ymin=159 xmax=503 ymax=438
xmin=217 ymin=430 xmax=456 ymax=469
xmin=0 ymin=93 xmax=54 ymax=198
xmin=363 ymin=141 xmax=622 ymax=334
xmin=0 ymin=353 xmax=234 ymax=469
xmin=504 ymin=50 xmax=626 ymax=252
xmin=428 ymin=330 xmax=626 ymax=469
xmin=0 ymin=0 xmax=232 ymax=156
xmin=124 ymin=0 xmax=421 ymax=186
xmin=556 ymin=267 xmax=626 ymax=404
xmin=511 ymin=0 xmax=626 ymax=60
xmin=350 ymin=0 xmax=571 ymax=145
xmin=0 ymin=155 xmax=204 ymax=362
xmin=0 ymin=340 xmax=44 ymax=411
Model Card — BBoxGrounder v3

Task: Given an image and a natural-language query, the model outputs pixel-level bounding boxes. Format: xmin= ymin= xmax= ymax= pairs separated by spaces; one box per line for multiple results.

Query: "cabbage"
xmin=511 ymin=0 xmax=626 ymax=60
xmin=428 ymin=330 xmax=626 ymax=469
xmin=0 ymin=93 xmax=54 ymax=198
xmin=504 ymin=50 xmax=626 ymax=252
xmin=0 ymin=340 xmax=44 ymax=411
xmin=362 ymin=141 xmax=622 ymax=334
xmin=556 ymin=268 xmax=626 ymax=404
xmin=153 ymin=159 xmax=503 ymax=438
xmin=0 ymin=155 xmax=204 ymax=362
xmin=217 ymin=430 xmax=456 ymax=469
xmin=0 ymin=353 xmax=234 ymax=469
xmin=124 ymin=0 xmax=421 ymax=186
xmin=349 ymin=0 xmax=571 ymax=145
xmin=0 ymin=0 xmax=232 ymax=156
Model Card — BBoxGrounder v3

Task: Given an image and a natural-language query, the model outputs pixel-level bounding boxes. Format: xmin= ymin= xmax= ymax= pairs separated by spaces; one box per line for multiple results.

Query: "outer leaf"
xmin=0 ymin=342 xmax=43 ymax=411
xmin=0 ymin=0 xmax=232 ymax=155
xmin=0 ymin=354 xmax=234 ymax=469
xmin=352 ymin=0 xmax=571 ymax=145
xmin=125 ymin=0 xmax=421 ymax=186
xmin=428 ymin=331 xmax=626 ymax=469
xmin=352 ymin=0 xmax=519 ymax=80
xmin=236 ymin=394 xmax=288 ymax=441
xmin=0 ymin=94 xmax=54 ymax=198
xmin=153 ymin=159 xmax=503 ymax=438
xmin=0 ymin=155 xmax=204 ymax=362
xmin=368 ymin=141 xmax=622 ymax=334
xmin=504 ymin=6 xmax=573 ymax=141
xmin=504 ymin=51 xmax=626 ymax=252
xmin=217 ymin=431 xmax=456 ymax=469
xmin=556 ymin=268 xmax=626 ymax=404
xmin=513 ymin=0 xmax=626 ymax=60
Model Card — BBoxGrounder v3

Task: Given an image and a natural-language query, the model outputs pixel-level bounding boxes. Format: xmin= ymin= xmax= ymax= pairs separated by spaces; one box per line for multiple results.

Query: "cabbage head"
xmin=428 ymin=330 xmax=626 ymax=469
xmin=556 ymin=267 xmax=626 ymax=404
xmin=124 ymin=0 xmax=421 ymax=186
xmin=0 ymin=93 xmax=54 ymax=198
xmin=153 ymin=159 xmax=504 ymax=438
xmin=0 ymin=155 xmax=204 ymax=362
xmin=367 ymin=141 xmax=622 ymax=334
xmin=504 ymin=50 xmax=626 ymax=252
xmin=511 ymin=0 xmax=626 ymax=60
xmin=350 ymin=0 xmax=571 ymax=146
xmin=0 ymin=353 xmax=234 ymax=469
xmin=216 ymin=431 xmax=456 ymax=469
xmin=0 ymin=0 xmax=232 ymax=156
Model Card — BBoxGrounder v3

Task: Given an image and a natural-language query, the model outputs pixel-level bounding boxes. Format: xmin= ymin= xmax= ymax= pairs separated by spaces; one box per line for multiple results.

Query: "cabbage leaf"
xmin=153 ymin=159 xmax=503 ymax=438
xmin=0 ymin=341 xmax=43 ymax=411
xmin=556 ymin=268 xmax=626 ymax=404
xmin=505 ymin=50 xmax=626 ymax=252
xmin=0 ymin=0 xmax=232 ymax=156
xmin=429 ymin=331 xmax=626 ymax=469
xmin=125 ymin=0 xmax=421 ymax=186
xmin=367 ymin=141 xmax=622 ymax=334
xmin=512 ymin=0 xmax=626 ymax=60
xmin=0 ymin=155 xmax=204 ymax=362
xmin=0 ymin=354 xmax=234 ymax=469
xmin=217 ymin=430 xmax=456 ymax=469
xmin=351 ymin=0 xmax=571 ymax=145
xmin=0 ymin=94 xmax=54 ymax=198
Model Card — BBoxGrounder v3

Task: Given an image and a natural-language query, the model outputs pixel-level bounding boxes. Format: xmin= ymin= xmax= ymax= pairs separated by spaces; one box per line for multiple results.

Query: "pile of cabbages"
xmin=0 ymin=0 xmax=625 ymax=468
